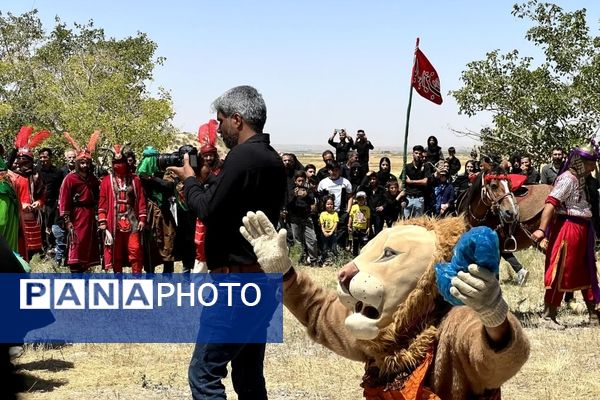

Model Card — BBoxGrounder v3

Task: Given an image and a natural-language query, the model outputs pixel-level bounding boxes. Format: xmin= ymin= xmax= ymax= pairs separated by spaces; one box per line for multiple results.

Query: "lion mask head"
xmin=337 ymin=216 xmax=467 ymax=341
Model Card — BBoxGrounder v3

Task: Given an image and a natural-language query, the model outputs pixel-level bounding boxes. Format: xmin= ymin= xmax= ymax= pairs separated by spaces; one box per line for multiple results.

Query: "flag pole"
xmin=401 ymin=37 xmax=420 ymax=188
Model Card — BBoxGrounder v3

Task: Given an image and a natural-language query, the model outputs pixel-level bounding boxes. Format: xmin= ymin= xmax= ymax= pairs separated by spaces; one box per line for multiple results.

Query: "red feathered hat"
xmin=63 ymin=130 xmax=101 ymax=160
xmin=198 ymin=119 xmax=218 ymax=155
xmin=15 ymin=126 xmax=52 ymax=158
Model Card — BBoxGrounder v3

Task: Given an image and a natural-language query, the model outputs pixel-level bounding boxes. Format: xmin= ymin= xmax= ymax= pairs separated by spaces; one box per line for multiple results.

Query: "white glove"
xmin=450 ymin=264 xmax=508 ymax=328
xmin=104 ymin=230 xmax=113 ymax=246
xmin=240 ymin=211 xmax=292 ymax=275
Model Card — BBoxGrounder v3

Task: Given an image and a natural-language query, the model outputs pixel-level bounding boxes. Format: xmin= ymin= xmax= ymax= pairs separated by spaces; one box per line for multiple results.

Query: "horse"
xmin=456 ymin=170 xmax=551 ymax=252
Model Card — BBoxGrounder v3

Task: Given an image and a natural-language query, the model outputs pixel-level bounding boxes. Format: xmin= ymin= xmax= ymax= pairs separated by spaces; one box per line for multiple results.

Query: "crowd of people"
xmin=0 ymin=127 xmax=225 ymax=275
xmin=0 ymin=124 xmax=591 ymax=275
xmin=279 ymin=133 xmax=575 ymax=268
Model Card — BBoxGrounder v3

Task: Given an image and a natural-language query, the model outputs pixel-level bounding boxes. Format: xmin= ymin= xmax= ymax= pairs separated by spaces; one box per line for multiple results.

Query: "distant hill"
xmin=167 ymin=131 xmax=227 ymax=155
xmin=272 ymin=143 xmax=474 ymax=155
xmin=164 ymin=136 xmax=474 ymax=157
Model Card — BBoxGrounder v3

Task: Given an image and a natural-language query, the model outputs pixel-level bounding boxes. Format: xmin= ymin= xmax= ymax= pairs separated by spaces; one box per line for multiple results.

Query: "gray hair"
xmin=212 ymin=85 xmax=267 ymax=132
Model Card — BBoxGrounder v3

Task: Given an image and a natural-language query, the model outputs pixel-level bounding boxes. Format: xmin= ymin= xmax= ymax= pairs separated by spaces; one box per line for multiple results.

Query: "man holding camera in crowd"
xmin=328 ymin=128 xmax=354 ymax=163
xmin=167 ymin=85 xmax=286 ymax=400
xmin=352 ymin=129 xmax=374 ymax=173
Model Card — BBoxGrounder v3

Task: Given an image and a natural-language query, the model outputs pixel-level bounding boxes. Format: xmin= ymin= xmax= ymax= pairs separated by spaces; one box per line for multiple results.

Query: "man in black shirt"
xmin=446 ymin=146 xmax=461 ymax=177
xmin=353 ymin=129 xmax=374 ymax=173
xmin=328 ymin=129 xmax=354 ymax=163
xmin=36 ymin=148 xmax=63 ymax=256
xmin=315 ymin=150 xmax=335 ymax=182
xmin=50 ymin=149 xmax=76 ymax=266
xmin=402 ymin=145 xmax=430 ymax=218
xmin=520 ymin=156 xmax=540 ymax=184
xmin=168 ymin=85 xmax=286 ymax=400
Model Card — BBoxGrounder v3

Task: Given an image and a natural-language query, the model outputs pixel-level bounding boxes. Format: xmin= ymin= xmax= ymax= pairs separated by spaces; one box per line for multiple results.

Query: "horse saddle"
xmin=515 ymin=184 xmax=552 ymax=222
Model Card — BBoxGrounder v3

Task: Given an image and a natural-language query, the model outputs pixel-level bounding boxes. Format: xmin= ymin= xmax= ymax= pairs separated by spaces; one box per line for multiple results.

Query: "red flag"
xmin=412 ymin=47 xmax=443 ymax=105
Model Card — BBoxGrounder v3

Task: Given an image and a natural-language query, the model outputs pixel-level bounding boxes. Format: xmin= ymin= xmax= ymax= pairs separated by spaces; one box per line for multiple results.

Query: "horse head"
xmin=481 ymin=172 xmax=519 ymax=224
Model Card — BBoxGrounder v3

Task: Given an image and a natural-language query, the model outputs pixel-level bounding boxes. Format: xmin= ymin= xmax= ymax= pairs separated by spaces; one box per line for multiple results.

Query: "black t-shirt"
xmin=383 ymin=191 xmax=402 ymax=220
xmin=287 ymin=187 xmax=315 ymax=221
xmin=328 ymin=137 xmax=354 ymax=163
xmin=353 ymin=139 xmax=374 ymax=166
xmin=36 ymin=165 xmax=63 ymax=205
xmin=446 ymin=156 xmax=461 ymax=176
xmin=403 ymin=162 xmax=431 ymax=197
xmin=184 ymin=133 xmax=287 ymax=269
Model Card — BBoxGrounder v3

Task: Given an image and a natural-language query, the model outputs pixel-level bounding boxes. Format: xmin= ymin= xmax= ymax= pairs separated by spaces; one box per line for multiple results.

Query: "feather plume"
xmin=27 ymin=129 xmax=51 ymax=149
xmin=15 ymin=126 xmax=33 ymax=148
xmin=63 ymin=132 xmax=81 ymax=152
xmin=198 ymin=119 xmax=218 ymax=147
xmin=87 ymin=130 xmax=101 ymax=153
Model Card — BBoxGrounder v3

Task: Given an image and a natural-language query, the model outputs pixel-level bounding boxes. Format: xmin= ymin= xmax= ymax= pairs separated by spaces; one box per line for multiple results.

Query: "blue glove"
xmin=435 ymin=226 xmax=500 ymax=306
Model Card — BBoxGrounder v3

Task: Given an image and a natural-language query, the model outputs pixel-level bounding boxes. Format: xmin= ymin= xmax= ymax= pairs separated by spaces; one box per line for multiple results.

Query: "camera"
xmin=157 ymin=145 xmax=199 ymax=171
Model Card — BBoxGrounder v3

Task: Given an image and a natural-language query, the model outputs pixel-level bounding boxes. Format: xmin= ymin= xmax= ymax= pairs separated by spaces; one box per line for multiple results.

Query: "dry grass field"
xmin=12 ymin=151 xmax=600 ymax=399
xmin=294 ymin=150 xmax=414 ymax=178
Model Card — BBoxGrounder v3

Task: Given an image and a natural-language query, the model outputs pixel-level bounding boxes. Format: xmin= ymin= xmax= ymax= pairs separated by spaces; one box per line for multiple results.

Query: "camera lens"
xmin=157 ymin=153 xmax=181 ymax=170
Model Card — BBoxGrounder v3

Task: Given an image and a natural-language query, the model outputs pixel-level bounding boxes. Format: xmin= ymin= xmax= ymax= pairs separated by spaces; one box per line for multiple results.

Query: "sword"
xmin=97 ymin=228 xmax=105 ymax=270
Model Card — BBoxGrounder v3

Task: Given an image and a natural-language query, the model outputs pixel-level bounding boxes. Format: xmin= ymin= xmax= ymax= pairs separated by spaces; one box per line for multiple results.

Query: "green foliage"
xmin=451 ymin=1 xmax=600 ymax=165
xmin=0 ymin=10 xmax=176 ymax=154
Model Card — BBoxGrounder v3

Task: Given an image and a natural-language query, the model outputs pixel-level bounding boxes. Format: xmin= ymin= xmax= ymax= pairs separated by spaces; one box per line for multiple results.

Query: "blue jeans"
xmin=322 ymin=232 xmax=338 ymax=259
xmin=403 ymin=196 xmax=425 ymax=219
xmin=189 ymin=342 xmax=267 ymax=400
xmin=291 ymin=217 xmax=319 ymax=262
xmin=51 ymin=224 xmax=66 ymax=264
xmin=189 ymin=274 xmax=277 ymax=399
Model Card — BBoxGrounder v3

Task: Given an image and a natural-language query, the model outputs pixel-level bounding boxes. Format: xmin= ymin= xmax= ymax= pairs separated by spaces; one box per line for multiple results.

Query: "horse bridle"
xmin=468 ymin=173 xmax=520 ymax=251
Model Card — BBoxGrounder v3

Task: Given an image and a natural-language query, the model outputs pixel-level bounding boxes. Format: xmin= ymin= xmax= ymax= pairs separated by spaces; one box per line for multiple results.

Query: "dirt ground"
xmin=14 ymin=247 xmax=600 ymax=400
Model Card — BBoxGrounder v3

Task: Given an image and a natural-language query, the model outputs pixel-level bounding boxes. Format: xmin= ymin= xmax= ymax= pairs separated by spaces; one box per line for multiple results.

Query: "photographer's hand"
xmin=166 ymin=153 xmax=195 ymax=180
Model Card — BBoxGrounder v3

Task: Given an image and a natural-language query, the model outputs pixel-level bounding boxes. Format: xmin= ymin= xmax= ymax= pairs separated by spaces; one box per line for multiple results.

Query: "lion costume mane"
xmin=283 ymin=216 xmax=529 ymax=400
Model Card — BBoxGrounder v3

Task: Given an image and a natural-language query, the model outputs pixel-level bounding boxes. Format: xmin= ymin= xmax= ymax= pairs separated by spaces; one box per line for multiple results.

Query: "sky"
xmin=4 ymin=0 xmax=600 ymax=150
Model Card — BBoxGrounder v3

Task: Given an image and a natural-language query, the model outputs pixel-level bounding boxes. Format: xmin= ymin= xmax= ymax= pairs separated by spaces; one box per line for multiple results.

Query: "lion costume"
xmin=241 ymin=213 xmax=530 ymax=400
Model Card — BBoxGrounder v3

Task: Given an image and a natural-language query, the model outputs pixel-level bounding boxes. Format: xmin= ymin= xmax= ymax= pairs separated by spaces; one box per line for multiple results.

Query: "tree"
xmin=451 ymin=1 xmax=600 ymax=166
xmin=0 ymin=10 xmax=176 ymax=154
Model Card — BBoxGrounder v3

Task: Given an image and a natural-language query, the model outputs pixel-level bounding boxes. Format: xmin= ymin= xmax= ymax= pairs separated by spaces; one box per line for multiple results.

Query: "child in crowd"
xmin=319 ymin=195 xmax=338 ymax=263
xmin=348 ymin=191 xmax=370 ymax=256
xmin=383 ymin=180 xmax=403 ymax=227
xmin=433 ymin=170 xmax=455 ymax=217
xmin=287 ymin=170 xmax=319 ymax=266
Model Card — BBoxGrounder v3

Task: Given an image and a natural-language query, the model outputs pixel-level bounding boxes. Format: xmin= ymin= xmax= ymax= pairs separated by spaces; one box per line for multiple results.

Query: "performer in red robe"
xmin=194 ymin=143 xmax=223 ymax=264
xmin=532 ymin=143 xmax=600 ymax=328
xmin=194 ymin=120 xmax=222 ymax=267
xmin=9 ymin=126 xmax=51 ymax=261
xmin=60 ymin=131 xmax=101 ymax=272
xmin=98 ymin=144 xmax=147 ymax=273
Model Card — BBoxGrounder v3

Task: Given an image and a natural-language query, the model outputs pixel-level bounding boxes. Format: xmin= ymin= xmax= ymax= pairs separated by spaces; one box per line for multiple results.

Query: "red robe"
xmin=194 ymin=164 xmax=222 ymax=261
xmin=98 ymin=173 xmax=147 ymax=270
xmin=59 ymin=172 xmax=100 ymax=268
xmin=8 ymin=171 xmax=43 ymax=260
